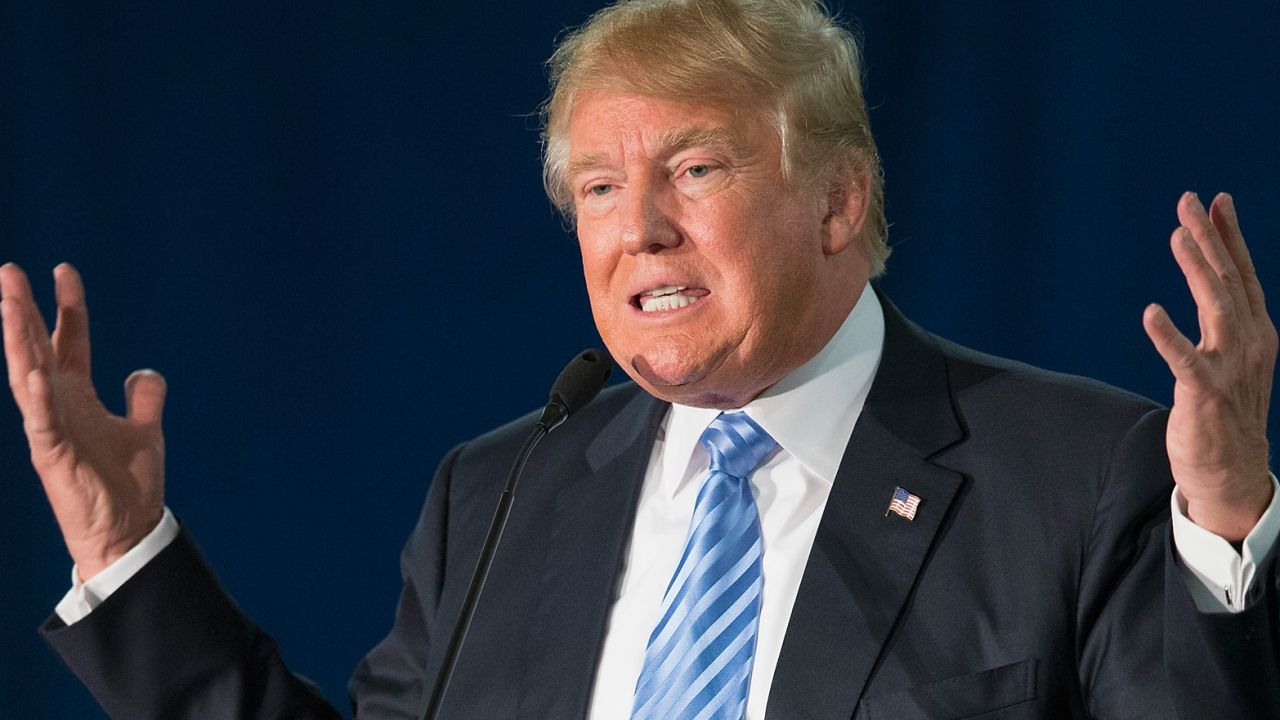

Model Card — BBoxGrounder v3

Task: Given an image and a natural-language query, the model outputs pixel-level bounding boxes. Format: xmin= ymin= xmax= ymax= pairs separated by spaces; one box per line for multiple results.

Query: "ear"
xmin=820 ymin=171 xmax=871 ymax=257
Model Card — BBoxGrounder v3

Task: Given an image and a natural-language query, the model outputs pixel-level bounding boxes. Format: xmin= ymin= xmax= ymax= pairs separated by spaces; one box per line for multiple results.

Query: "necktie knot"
xmin=701 ymin=412 xmax=777 ymax=480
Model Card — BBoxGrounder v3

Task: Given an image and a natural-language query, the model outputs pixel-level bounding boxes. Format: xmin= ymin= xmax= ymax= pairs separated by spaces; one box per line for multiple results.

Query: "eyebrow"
xmin=657 ymin=125 xmax=745 ymax=160
xmin=564 ymin=152 xmax=612 ymax=183
xmin=564 ymin=124 xmax=748 ymax=183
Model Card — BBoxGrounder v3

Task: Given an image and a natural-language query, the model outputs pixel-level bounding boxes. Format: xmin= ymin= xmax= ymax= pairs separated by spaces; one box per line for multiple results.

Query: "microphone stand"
xmin=421 ymin=349 xmax=611 ymax=720
xmin=420 ymin=421 xmax=548 ymax=720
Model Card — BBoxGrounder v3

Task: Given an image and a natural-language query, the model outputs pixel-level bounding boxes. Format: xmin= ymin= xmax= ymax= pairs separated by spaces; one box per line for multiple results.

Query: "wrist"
xmin=69 ymin=509 xmax=165 ymax=582
xmin=1182 ymin=477 xmax=1274 ymax=542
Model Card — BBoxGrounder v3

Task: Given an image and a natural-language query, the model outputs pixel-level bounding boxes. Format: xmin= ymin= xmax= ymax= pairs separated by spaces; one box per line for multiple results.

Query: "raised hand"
xmin=1143 ymin=193 xmax=1277 ymax=542
xmin=1 ymin=263 xmax=166 ymax=581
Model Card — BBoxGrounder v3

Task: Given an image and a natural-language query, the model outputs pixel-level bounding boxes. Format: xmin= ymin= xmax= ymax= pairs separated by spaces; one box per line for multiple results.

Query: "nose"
xmin=619 ymin=174 xmax=681 ymax=255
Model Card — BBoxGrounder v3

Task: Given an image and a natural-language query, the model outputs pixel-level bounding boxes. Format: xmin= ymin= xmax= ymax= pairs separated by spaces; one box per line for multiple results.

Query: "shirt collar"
xmin=659 ymin=284 xmax=886 ymax=496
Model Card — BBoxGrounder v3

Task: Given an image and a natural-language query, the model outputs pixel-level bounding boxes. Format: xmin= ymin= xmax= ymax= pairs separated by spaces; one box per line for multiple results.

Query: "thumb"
xmin=125 ymin=369 xmax=167 ymax=426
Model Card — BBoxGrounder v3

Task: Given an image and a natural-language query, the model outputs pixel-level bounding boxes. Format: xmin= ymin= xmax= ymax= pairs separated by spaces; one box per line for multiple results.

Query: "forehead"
xmin=565 ymin=91 xmax=773 ymax=170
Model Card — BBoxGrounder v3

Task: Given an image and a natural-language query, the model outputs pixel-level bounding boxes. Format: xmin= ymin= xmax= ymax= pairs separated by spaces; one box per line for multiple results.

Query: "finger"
xmin=23 ymin=369 xmax=57 ymax=437
xmin=1177 ymin=192 xmax=1251 ymax=319
xmin=125 ymin=369 xmax=167 ymax=426
xmin=1209 ymin=193 xmax=1268 ymax=321
xmin=1143 ymin=303 xmax=1206 ymax=384
xmin=0 ymin=264 xmax=54 ymax=370
xmin=0 ymin=262 xmax=35 ymax=303
xmin=2 ymin=297 xmax=35 ymax=407
xmin=51 ymin=263 xmax=92 ymax=376
xmin=1170 ymin=226 xmax=1235 ymax=347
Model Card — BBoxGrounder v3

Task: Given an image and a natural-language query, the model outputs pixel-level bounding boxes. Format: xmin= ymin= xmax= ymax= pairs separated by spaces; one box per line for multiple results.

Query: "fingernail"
xmin=1224 ymin=193 xmax=1236 ymax=215
xmin=1179 ymin=227 xmax=1195 ymax=246
xmin=1189 ymin=192 xmax=1204 ymax=211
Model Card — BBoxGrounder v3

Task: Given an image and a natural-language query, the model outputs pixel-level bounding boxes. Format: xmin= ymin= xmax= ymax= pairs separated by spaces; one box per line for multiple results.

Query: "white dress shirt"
xmin=57 ymin=285 xmax=1280 ymax=719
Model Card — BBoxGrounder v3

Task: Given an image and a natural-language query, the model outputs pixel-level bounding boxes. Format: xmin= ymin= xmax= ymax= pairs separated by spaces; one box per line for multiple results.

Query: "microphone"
xmin=422 ymin=348 xmax=613 ymax=720
xmin=539 ymin=348 xmax=614 ymax=432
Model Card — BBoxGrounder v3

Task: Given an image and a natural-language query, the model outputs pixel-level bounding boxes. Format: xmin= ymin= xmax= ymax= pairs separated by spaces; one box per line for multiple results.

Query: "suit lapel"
xmin=516 ymin=388 xmax=668 ymax=718
xmin=766 ymin=296 xmax=967 ymax=719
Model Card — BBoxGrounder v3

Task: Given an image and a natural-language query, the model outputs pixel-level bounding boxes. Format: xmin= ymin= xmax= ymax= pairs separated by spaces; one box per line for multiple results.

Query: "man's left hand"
xmin=1144 ymin=192 xmax=1276 ymax=542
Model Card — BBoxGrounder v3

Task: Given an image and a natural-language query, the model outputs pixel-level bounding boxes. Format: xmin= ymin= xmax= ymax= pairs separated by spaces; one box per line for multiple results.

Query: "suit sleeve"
xmin=1074 ymin=407 xmax=1280 ymax=717
xmin=40 ymin=529 xmax=343 ymax=720
xmin=1164 ymin=528 xmax=1280 ymax=716
xmin=39 ymin=443 xmax=466 ymax=720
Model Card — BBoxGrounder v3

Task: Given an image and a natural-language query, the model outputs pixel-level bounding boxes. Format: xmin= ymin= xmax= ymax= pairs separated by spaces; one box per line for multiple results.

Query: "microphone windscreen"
xmin=548 ymin=348 xmax=613 ymax=416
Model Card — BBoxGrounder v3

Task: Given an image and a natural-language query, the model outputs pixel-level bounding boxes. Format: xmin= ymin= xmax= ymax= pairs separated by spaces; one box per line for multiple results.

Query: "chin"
xmin=627 ymin=351 xmax=709 ymax=389
xmin=624 ymin=352 xmax=760 ymax=409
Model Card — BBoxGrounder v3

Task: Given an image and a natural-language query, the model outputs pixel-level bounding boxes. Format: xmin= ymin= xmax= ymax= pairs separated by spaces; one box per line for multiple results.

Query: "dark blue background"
xmin=3 ymin=1 xmax=1277 ymax=716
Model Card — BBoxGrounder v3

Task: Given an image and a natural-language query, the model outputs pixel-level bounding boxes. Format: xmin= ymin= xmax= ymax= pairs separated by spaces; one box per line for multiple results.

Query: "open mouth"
xmin=632 ymin=284 xmax=710 ymax=313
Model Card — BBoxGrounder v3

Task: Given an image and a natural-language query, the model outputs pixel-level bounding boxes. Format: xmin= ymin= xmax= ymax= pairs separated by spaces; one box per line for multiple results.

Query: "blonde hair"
xmin=541 ymin=0 xmax=889 ymax=276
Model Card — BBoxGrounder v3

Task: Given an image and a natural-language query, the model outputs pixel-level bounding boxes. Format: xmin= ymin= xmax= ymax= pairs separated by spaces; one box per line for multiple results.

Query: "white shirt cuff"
xmin=1171 ymin=473 xmax=1280 ymax=613
xmin=54 ymin=507 xmax=180 ymax=625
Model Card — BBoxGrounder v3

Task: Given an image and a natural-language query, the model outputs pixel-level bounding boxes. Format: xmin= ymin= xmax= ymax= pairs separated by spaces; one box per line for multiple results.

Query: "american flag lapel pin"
xmin=885 ymin=486 xmax=922 ymax=521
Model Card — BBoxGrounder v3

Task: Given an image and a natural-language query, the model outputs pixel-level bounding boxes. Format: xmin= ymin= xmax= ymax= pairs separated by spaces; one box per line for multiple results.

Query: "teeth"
xmin=641 ymin=284 xmax=686 ymax=298
xmin=639 ymin=292 xmax=703 ymax=312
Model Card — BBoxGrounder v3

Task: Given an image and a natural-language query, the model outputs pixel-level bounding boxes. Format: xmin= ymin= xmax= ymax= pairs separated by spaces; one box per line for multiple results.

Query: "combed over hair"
xmin=542 ymin=0 xmax=890 ymax=276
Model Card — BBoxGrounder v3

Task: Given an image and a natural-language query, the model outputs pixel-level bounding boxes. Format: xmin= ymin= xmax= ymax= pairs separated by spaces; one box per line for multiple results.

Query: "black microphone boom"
xmin=422 ymin=348 xmax=613 ymax=720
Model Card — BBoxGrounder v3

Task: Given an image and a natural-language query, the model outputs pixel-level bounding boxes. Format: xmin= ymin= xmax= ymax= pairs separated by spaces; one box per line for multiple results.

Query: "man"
xmin=3 ymin=0 xmax=1277 ymax=718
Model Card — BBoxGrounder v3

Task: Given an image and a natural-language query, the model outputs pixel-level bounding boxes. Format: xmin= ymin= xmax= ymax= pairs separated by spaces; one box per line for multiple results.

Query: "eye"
xmin=588 ymin=183 xmax=613 ymax=197
xmin=686 ymin=164 xmax=711 ymax=178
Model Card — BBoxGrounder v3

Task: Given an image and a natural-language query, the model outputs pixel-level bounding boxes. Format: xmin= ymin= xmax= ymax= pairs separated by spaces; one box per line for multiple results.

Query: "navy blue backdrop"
xmin=2 ymin=1 xmax=1277 ymax=716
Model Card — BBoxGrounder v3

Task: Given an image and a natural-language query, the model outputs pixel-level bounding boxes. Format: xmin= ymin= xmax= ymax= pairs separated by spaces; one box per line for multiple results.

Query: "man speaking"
xmin=3 ymin=0 xmax=1278 ymax=717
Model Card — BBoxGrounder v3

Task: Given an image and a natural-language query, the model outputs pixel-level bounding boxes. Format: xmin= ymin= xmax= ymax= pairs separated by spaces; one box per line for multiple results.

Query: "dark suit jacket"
xmin=43 ymin=297 xmax=1280 ymax=719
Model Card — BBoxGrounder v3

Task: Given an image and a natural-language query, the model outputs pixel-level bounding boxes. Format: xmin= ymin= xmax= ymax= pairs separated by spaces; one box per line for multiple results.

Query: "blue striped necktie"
xmin=631 ymin=412 xmax=777 ymax=720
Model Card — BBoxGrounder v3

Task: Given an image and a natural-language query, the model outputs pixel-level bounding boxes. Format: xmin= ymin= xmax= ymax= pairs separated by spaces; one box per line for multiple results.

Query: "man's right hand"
xmin=1 ymin=263 xmax=166 ymax=582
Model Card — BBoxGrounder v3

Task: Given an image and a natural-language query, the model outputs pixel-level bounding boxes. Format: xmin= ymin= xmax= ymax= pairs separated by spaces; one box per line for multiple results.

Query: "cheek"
xmin=577 ymin=249 xmax=625 ymax=331
xmin=731 ymin=213 xmax=825 ymax=312
xmin=577 ymin=227 xmax=614 ymax=288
